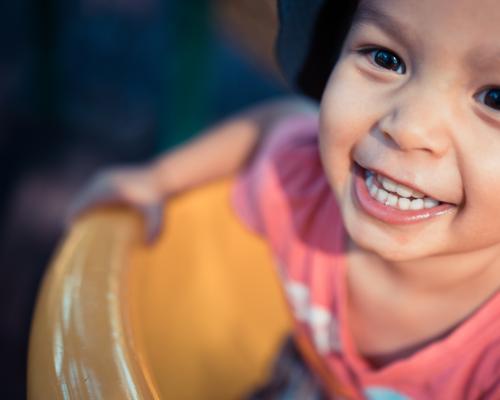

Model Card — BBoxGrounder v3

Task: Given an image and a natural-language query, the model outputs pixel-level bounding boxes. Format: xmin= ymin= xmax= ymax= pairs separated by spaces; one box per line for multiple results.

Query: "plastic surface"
xmin=28 ymin=179 xmax=293 ymax=399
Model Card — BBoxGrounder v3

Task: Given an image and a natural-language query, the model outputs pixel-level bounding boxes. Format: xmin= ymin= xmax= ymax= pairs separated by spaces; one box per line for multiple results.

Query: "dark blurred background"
xmin=0 ymin=0 xmax=286 ymax=397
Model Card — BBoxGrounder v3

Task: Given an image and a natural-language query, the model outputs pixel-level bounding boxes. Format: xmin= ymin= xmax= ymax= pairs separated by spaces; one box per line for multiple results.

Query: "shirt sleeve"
xmin=231 ymin=113 xmax=338 ymax=258
xmin=232 ymin=113 xmax=319 ymax=232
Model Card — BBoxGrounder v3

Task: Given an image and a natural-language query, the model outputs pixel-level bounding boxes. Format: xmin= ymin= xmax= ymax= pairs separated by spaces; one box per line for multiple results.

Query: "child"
xmin=70 ymin=0 xmax=500 ymax=398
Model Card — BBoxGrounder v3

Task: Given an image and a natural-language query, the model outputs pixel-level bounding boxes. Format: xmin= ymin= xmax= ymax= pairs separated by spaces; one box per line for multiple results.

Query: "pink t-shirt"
xmin=232 ymin=114 xmax=500 ymax=400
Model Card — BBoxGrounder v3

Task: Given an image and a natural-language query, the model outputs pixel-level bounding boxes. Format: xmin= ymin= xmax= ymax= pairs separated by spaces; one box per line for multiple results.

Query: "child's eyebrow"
xmin=352 ymin=3 xmax=418 ymax=49
xmin=467 ymin=48 xmax=500 ymax=71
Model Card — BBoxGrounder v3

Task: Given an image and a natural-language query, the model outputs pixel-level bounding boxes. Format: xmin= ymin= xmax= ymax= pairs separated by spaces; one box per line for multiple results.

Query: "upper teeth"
xmin=366 ymin=171 xmax=440 ymax=210
xmin=377 ymin=174 xmax=424 ymax=199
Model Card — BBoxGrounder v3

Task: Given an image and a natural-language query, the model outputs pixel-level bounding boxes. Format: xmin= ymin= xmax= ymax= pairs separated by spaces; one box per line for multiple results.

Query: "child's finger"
xmin=65 ymin=186 xmax=119 ymax=227
xmin=142 ymin=203 xmax=165 ymax=244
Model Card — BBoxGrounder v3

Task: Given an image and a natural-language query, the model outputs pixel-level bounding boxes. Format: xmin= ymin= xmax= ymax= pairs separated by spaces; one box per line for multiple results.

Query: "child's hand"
xmin=67 ymin=164 xmax=167 ymax=242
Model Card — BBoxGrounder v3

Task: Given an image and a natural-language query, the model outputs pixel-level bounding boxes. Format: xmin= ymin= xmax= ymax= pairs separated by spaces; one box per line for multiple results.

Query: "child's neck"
xmin=348 ymin=239 xmax=500 ymax=293
xmin=345 ymin=239 xmax=500 ymax=366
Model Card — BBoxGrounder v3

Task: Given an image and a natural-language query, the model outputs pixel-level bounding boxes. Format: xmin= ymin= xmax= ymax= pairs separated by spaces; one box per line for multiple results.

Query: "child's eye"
xmin=477 ymin=88 xmax=500 ymax=111
xmin=361 ymin=48 xmax=406 ymax=74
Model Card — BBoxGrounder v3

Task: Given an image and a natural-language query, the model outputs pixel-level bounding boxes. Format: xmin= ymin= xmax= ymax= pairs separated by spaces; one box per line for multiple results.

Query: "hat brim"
xmin=276 ymin=0 xmax=358 ymax=100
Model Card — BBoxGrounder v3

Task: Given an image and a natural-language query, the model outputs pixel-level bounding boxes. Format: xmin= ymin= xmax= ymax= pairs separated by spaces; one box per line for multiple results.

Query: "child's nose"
xmin=376 ymin=86 xmax=452 ymax=157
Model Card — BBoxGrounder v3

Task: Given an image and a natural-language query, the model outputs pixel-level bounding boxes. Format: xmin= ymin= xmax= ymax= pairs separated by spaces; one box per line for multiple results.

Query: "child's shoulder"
xmin=258 ymin=101 xmax=320 ymax=160
xmin=233 ymin=100 xmax=341 ymax=256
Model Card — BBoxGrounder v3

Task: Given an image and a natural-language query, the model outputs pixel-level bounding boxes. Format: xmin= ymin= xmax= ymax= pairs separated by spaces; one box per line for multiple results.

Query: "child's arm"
xmin=151 ymin=97 xmax=316 ymax=194
xmin=68 ymin=97 xmax=316 ymax=240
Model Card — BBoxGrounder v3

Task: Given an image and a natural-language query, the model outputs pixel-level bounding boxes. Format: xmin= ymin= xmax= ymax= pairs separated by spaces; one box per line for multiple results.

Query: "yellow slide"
xmin=27 ymin=179 xmax=293 ymax=399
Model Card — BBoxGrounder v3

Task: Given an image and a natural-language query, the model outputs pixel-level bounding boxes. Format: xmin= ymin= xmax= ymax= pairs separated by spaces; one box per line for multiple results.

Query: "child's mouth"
xmin=353 ymin=164 xmax=456 ymax=224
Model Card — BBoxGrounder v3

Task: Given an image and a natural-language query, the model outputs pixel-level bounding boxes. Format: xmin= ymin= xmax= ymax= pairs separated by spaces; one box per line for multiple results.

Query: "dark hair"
xmin=276 ymin=0 xmax=359 ymax=100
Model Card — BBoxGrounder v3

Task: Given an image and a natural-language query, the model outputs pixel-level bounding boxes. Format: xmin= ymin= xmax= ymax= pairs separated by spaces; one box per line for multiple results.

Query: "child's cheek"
xmin=319 ymin=65 xmax=375 ymax=189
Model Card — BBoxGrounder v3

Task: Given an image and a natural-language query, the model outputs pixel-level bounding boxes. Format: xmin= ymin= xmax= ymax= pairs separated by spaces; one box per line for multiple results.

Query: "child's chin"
xmin=372 ymin=246 xmax=422 ymax=263
xmin=351 ymin=235 xmax=417 ymax=262
xmin=344 ymin=215 xmax=431 ymax=262
xmin=354 ymin=231 xmax=433 ymax=263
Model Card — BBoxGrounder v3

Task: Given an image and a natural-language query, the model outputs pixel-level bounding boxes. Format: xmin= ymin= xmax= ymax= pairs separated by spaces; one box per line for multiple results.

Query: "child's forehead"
xmin=356 ymin=0 xmax=500 ymax=28
xmin=353 ymin=0 xmax=500 ymax=59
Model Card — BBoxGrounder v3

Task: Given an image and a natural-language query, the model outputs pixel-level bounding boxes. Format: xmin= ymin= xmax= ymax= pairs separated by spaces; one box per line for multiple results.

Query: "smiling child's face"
xmin=320 ymin=0 xmax=500 ymax=262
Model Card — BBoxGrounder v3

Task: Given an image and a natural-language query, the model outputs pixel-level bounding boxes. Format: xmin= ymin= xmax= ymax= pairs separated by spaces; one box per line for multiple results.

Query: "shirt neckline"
xmin=335 ymin=224 xmax=500 ymax=379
